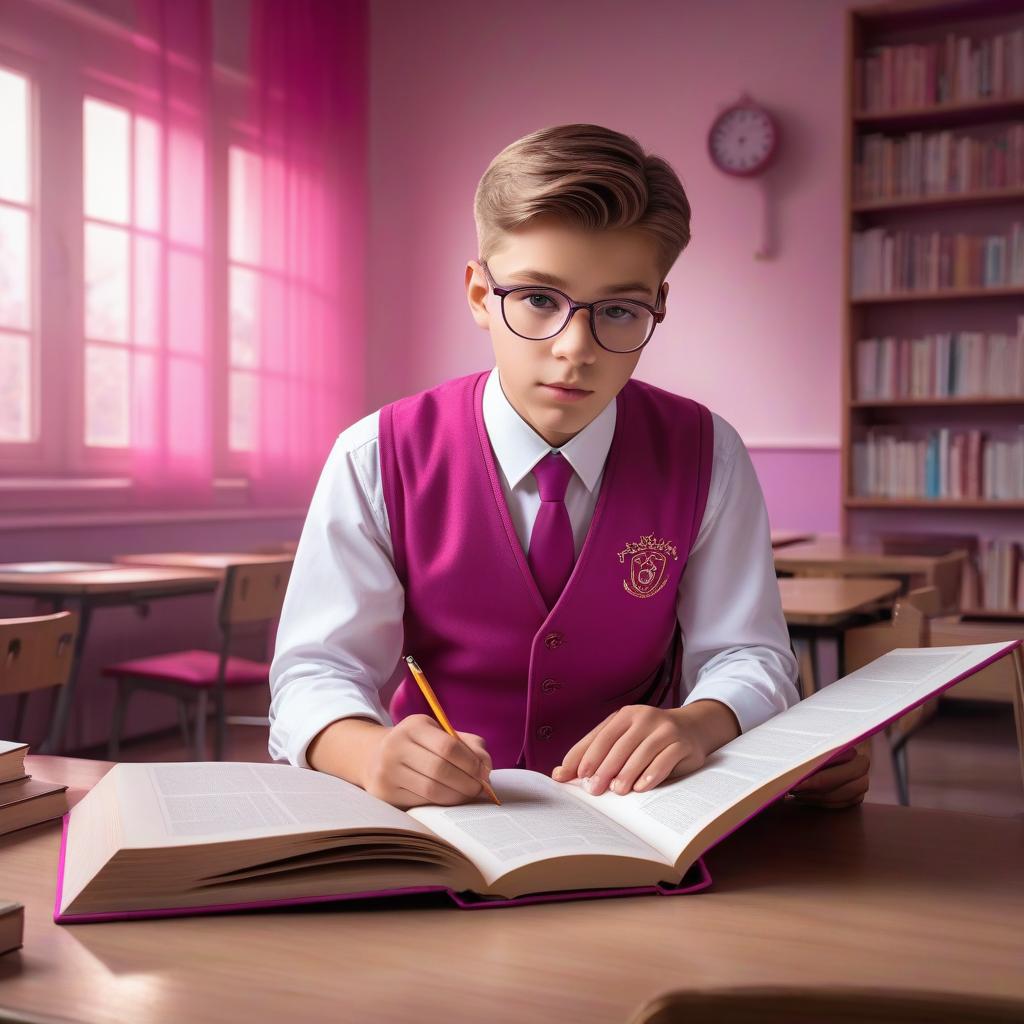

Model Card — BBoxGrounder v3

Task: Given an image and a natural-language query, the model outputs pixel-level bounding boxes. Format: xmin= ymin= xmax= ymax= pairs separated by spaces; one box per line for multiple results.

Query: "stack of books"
xmin=854 ymin=29 xmax=1024 ymax=113
xmin=855 ymin=126 xmax=1024 ymax=203
xmin=855 ymin=323 xmax=1024 ymax=401
xmin=0 ymin=740 xmax=68 ymax=837
xmin=851 ymin=224 xmax=1024 ymax=296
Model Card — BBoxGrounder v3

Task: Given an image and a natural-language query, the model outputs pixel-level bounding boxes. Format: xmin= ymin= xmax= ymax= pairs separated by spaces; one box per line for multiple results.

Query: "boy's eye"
xmin=525 ymin=293 xmax=557 ymax=309
xmin=602 ymin=305 xmax=636 ymax=320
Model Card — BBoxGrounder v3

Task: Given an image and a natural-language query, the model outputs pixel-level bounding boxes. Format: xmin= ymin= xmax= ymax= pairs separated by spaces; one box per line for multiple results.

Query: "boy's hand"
xmin=551 ymin=701 xmax=739 ymax=796
xmin=361 ymin=715 xmax=493 ymax=810
xmin=789 ymin=742 xmax=871 ymax=809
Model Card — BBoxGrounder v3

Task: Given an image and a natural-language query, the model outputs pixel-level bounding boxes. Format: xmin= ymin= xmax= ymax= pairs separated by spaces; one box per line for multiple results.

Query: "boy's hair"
xmin=474 ymin=123 xmax=691 ymax=284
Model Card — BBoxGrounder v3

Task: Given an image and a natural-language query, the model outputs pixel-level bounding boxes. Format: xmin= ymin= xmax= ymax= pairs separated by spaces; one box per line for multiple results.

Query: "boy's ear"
xmin=465 ymin=260 xmax=491 ymax=330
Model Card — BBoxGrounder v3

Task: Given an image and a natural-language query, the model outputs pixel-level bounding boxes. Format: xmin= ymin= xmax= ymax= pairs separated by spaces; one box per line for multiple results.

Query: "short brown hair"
xmin=474 ymin=123 xmax=691 ymax=282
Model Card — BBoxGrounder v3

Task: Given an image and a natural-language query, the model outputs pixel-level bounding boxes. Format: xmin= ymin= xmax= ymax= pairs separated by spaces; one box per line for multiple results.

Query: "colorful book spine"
xmin=851 ymin=225 xmax=1024 ymax=296
xmin=855 ymin=28 xmax=1024 ymax=112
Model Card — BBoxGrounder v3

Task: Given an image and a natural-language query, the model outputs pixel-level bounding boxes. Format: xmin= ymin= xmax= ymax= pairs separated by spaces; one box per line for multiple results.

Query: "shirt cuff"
xmin=268 ymin=682 xmax=392 ymax=769
xmin=682 ymin=661 xmax=798 ymax=734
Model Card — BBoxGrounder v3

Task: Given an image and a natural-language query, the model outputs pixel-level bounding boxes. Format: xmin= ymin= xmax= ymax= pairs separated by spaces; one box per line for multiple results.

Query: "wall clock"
xmin=707 ymin=94 xmax=779 ymax=178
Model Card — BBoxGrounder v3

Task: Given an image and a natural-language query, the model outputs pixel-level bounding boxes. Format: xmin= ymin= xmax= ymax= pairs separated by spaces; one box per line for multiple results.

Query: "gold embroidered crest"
xmin=617 ymin=534 xmax=678 ymax=599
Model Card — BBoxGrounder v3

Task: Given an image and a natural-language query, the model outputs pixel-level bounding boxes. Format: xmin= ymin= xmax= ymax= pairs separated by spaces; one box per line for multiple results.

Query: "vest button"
xmin=543 ymin=632 xmax=565 ymax=650
xmin=541 ymin=678 xmax=561 ymax=694
xmin=536 ymin=725 xmax=554 ymax=740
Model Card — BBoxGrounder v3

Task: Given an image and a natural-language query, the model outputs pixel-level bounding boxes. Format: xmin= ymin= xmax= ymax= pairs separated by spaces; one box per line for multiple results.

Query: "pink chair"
xmin=103 ymin=559 xmax=291 ymax=761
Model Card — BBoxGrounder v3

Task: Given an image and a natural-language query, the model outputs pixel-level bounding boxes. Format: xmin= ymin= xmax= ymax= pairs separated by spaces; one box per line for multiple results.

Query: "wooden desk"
xmin=114 ymin=551 xmax=294 ymax=572
xmin=779 ymin=577 xmax=901 ymax=696
xmin=770 ymin=530 xmax=814 ymax=549
xmin=1 ymin=756 xmax=1021 ymax=1024
xmin=0 ymin=564 xmax=220 ymax=753
xmin=774 ymin=537 xmax=952 ymax=583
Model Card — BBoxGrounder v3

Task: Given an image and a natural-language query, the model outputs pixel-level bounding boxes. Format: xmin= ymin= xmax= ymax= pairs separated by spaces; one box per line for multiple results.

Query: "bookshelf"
xmin=843 ymin=0 xmax=1024 ymax=613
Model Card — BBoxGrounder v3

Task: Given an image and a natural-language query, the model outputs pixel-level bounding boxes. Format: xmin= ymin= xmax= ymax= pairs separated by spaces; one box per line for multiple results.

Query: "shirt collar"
xmin=481 ymin=366 xmax=616 ymax=493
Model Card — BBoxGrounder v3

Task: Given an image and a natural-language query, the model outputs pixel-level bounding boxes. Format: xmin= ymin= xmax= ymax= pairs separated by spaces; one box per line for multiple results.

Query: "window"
xmin=0 ymin=66 xmax=34 ymax=445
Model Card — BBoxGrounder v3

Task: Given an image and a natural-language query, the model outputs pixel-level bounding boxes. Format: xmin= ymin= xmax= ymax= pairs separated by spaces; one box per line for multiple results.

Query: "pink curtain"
xmin=129 ymin=0 xmax=216 ymax=506
xmin=246 ymin=0 xmax=368 ymax=506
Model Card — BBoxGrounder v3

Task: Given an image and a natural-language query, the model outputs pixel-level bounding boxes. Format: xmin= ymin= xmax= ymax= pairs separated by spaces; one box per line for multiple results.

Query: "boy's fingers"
xmin=457 ymin=732 xmax=493 ymax=776
xmin=792 ymin=772 xmax=870 ymax=808
xmin=586 ymin=725 xmax=653 ymax=794
xmin=576 ymin=715 xmax=632 ymax=780
xmin=629 ymin=744 xmax=690 ymax=792
xmin=553 ymin=716 xmax=615 ymax=778
xmin=413 ymin=724 xmax=489 ymax=787
xmin=792 ymin=752 xmax=870 ymax=793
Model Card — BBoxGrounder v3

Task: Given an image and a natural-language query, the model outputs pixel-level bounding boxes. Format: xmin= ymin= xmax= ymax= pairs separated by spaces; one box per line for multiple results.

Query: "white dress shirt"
xmin=268 ymin=367 xmax=799 ymax=768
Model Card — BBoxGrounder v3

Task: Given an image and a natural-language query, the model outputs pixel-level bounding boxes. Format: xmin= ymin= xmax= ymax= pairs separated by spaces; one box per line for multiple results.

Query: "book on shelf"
xmin=855 ymin=28 xmax=1024 ymax=113
xmin=55 ymin=641 xmax=1020 ymax=923
xmin=0 ymin=740 xmax=69 ymax=838
xmin=854 ymin=322 xmax=1024 ymax=400
xmin=0 ymin=901 xmax=24 ymax=956
xmin=851 ymin=224 xmax=1024 ymax=296
xmin=852 ymin=425 xmax=1024 ymax=501
xmin=978 ymin=538 xmax=1024 ymax=612
xmin=855 ymin=125 xmax=1024 ymax=203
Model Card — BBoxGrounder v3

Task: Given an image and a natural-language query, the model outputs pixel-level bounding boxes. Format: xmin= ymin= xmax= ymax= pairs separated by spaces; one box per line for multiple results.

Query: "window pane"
xmin=0 ymin=330 xmax=31 ymax=441
xmin=229 ymin=145 xmax=261 ymax=263
xmin=0 ymin=69 xmax=30 ymax=204
xmin=134 ymin=235 xmax=160 ymax=347
xmin=229 ymin=265 xmax=259 ymax=367
xmin=85 ymin=343 xmax=130 ymax=447
xmin=84 ymin=98 xmax=130 ymax=223
xmin=85 ymin=223 xmax=129 ymax=342
xmin=0 ymin=204 xmax=30 ymax=329
xmin=168 ymin=250 xmax=204 ymax=355
xmin=168 ymin=125 xmax=205 ymax=247
xmin=229 ymin=369 xmax=256 ymax=451
xmin=134 ymin=116 xmax=161 ymax=231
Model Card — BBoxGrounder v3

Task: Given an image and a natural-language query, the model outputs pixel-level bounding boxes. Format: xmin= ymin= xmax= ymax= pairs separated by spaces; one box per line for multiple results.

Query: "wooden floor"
xmin=77 ymin=700 xmax=1024 ymax=818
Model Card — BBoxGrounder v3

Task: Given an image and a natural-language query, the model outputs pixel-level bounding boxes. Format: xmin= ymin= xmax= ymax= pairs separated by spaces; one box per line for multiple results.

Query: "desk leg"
xmin=794 ymin=637 xmax=817 ymax=699
xmin=39 ymin=598 xmax=92 ymax=754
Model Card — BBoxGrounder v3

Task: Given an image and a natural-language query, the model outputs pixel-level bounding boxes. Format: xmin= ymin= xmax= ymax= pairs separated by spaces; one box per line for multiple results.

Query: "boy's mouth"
xmin=539 ymin=382 xmax=593 ymax=402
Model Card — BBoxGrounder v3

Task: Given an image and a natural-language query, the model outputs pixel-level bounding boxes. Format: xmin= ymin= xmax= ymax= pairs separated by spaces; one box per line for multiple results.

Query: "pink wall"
xmin=366 ymin=0 xmax=882 ymax=534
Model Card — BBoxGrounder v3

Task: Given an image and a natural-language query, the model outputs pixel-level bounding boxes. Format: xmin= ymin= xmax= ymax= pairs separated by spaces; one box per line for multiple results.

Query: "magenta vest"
xmin=379 ymin=370 xmax=713 ymax=774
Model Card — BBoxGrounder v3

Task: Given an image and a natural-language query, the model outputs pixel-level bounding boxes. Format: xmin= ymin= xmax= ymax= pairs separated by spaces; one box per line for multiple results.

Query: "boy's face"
xmin=465 ymin=216 xmax=669 ymax=448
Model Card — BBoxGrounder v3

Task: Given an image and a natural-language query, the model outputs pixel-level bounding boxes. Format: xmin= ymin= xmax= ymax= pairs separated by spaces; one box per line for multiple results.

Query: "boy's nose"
xmin=549 ymin=307 xmax=598 ymax=362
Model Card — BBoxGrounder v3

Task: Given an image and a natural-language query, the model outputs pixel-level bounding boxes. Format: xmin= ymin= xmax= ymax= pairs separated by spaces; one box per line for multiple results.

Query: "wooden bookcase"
xmin=843 ymin=0 xmax=1024 ymax=613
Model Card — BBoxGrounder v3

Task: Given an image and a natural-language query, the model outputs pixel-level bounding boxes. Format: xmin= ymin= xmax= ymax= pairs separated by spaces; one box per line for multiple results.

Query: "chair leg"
xmin=193 ymin=691 xmax=209 ymax=760
xmin=213 ymin=687 xmax=226 ymax=762
xmin=12 ymin=693 xmax=29 ymax=741
xmin=108 ymin=679 xmax=131 ymax=761
xmin=891 ymin=738 xmax=910 ymax=806
xmin=176 ymin=699 xmax=191 ymax=749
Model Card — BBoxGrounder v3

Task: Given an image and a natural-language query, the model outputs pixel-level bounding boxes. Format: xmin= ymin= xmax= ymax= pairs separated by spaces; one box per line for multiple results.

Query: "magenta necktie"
xmin=528 ymin=451 xmax=576 ymax=609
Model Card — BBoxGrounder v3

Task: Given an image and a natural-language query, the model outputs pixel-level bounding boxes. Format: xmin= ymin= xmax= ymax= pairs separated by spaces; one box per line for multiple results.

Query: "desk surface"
xmin=114 ymin=552 xmax=294 ymax=571
xmin=774 ymin=537 xmax=949 ymax=577
xmin=769 ymin=530 xmax=814 ymax=548
xmin=0 ymin=563 xmax=220 ymax=597
xmin=778 ymin=576 xmax=901 ymax=626
xmin=0 ymin=757 xmax=1022 ymax=1024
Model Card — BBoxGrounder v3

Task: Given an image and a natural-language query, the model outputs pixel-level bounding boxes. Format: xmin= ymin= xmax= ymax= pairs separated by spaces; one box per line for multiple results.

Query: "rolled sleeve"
xmin=268 ymin=417 xmax=405 ymax=768
xmin=677 ymin=415 xmax=800 ymax=733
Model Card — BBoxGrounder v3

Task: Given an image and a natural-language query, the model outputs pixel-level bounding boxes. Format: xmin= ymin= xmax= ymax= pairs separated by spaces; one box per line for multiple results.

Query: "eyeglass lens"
xmin=501 ymin=289 xmax=654 ymax=352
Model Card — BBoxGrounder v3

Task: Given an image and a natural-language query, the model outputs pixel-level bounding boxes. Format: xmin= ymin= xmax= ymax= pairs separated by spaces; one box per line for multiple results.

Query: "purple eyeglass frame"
xmin=478 ymin=259 xmax=666 ymax=354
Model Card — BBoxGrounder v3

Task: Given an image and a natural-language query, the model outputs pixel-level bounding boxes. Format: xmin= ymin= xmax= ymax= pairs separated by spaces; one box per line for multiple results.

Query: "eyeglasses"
xmin=478 ymin=259 xmax=665 ymax=354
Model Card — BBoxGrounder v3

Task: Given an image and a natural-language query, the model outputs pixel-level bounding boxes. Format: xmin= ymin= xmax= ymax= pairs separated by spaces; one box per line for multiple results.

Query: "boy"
xmin=268 ymin=123 xmax=870 ymax=811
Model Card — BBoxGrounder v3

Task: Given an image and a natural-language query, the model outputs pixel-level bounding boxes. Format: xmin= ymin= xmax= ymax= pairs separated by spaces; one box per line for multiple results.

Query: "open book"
xmin=55 ymin=640 xmax=1020 ymax=922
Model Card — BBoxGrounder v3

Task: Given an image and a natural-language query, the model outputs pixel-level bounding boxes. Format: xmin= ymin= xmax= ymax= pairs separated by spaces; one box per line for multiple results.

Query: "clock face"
xmin=708 ymin=104 xmax=778 ymax=177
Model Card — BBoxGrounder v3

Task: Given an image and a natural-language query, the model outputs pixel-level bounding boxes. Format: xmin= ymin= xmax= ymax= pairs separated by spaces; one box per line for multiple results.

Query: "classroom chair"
xmin=627 ymin=985 xmax=1024 ymax=1023
xmin=0 ymin=611 xmax=78 ymax=742
xmin=103 ymin=559 xmax=291 ymax=762
xmin=879 ymin=533 xmax=978 ymax=612
xmin=843 ymin=586 xmax=1024 ymax=804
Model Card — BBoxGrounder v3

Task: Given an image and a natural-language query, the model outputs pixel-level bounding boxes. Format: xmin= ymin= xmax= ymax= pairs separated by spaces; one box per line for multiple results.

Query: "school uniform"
xmin=269 ymin=366 xmax=799 ymax=774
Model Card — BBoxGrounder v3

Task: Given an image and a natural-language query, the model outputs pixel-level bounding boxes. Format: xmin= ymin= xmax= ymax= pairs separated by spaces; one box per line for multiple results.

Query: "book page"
xmin=564 ymin=641 xmax=1019 ymax=863
xmin=406 ymin=769 xmax=674 ymax=887
xmin=111 ymin=762 xmax=437 ymax=847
